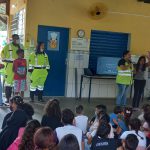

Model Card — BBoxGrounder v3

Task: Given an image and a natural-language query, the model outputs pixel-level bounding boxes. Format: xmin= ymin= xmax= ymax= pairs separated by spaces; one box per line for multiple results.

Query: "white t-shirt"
xmin=120 ymin=130 xmax=146 ymax=149
xmin=56 ymin=125 xmax=83 ymax=150
xmin=87 ymin=123 xmax=114 ymax=138
xmin=75 ymin=115 xmax=88 ymax=134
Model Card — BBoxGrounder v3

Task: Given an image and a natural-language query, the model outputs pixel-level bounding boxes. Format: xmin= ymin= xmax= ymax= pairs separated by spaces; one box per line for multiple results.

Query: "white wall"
xmin=66 ymin=50 xmax=118 ymax=98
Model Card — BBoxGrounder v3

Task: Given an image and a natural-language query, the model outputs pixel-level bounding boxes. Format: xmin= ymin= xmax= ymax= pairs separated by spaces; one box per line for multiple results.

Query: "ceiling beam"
xmin=6 ymin=0 xmax=10 ymax=16
xmin=0 ymin=16 xmax=7 ymax=24
xmin=0 ymin=0 xmax=7 ymax=3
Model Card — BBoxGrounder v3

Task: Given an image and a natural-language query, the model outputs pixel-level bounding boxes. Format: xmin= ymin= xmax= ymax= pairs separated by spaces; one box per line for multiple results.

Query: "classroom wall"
xmin=24 ymin=0 xmax=150 ymax=98
xmin=26 ymin=0 xmax=150 ymax=55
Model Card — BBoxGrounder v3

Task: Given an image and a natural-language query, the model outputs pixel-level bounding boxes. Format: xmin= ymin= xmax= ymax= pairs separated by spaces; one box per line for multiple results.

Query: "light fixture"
xmin=12 ymin=4 xmax=16 ymax=8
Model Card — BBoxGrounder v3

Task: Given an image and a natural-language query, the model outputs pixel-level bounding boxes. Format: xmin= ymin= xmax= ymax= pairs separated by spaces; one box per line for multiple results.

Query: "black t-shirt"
xmin=118 ymin=58 xmax=126 ymax=66
xmin=41 ymin=115 xmax=63 ymax=130
xmin=91 ymin=136 xmax=122 ymax=150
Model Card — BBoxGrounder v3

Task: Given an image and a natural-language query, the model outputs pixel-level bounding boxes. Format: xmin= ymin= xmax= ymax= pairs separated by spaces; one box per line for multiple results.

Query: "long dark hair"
xmin=19 ymin=120 xmax=41 ymax=150
xmin=96 ymin=120 xmax=111 ymax=138
xmin=44 ymin=99 xmax=61 ymax=121
xmin=35 ymin=42 xmax=45 ymax=55
xmin=129 ymin=118 xmax=144 ymax=140
xmin=136 ymin=56 xmax=146 ymax=72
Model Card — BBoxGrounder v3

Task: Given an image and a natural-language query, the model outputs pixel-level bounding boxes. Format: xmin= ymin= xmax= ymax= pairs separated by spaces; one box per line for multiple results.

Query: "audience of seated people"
xmin=0 ymin=96 xmax=150 ymax=150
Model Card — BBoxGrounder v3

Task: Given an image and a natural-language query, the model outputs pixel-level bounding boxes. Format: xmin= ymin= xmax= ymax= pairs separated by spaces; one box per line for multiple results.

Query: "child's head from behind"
xmin=17 ymin=49 xmax=24 ymax=59
xmin=95 ymin=104 xmax=107 ymax=116
xmin=58 ymin=134 xmax=80 ymax=150
xmin=34 ymin=127 xmax=56 ymax=150
xmin=44 ymin=99 xmax=61 ymax=121
xmin=76 ymin=105 xmax=84 ymax=115
xmin=113 ymin=106 xmax=123 ymax=114
xmin=96 ymin=120 xmax=111 ymax=138
xmin=62 ymin=108 xmax=74 ymax=125
xmin=129 ymin=118 xmax=141 ymax=131
xmin=124 ymin=134 xmax=139 ymax=150
xmin=19 ymin=119 xmax=41 ymax=150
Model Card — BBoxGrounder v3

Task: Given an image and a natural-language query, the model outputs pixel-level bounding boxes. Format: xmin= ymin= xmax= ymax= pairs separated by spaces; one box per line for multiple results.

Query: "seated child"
xmin=75 ymin=105 xmax=88 ymax=134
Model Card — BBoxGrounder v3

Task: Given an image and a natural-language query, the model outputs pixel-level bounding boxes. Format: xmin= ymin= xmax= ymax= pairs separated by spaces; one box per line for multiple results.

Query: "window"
xmin=89 ymin=30 xmax=130 ymax=73
xmin=11 ymin=8 xmax=25 ymax=44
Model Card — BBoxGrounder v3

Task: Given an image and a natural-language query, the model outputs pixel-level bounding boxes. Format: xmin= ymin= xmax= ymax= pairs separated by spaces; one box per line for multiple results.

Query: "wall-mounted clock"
xmin=77 ymin=29 xmax=85 ymax=38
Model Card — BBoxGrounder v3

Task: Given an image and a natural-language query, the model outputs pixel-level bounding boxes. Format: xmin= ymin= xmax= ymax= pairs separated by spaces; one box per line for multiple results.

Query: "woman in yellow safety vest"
xmin=116 ymin=51 xmax=133 ymax=106
xmin=28 ymin=42 xmax=50 ymax=102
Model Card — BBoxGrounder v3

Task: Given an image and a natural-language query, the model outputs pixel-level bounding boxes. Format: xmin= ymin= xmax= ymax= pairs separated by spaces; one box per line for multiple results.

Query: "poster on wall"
xmin=71 ymin=38 xmax=89 ymax=51
xmin=47 ymin=31 xmax=60 ymax=51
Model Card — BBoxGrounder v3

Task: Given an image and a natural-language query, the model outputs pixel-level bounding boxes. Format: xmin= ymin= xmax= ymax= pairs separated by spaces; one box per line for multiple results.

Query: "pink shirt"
xmin=7 ymin=128 xmax=25 ymax=150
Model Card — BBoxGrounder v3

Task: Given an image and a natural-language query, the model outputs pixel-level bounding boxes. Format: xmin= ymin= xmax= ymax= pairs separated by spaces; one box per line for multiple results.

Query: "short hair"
xmin=122 ymin=51 xmax=130 ymax=57
xmin=34 ymin=127 xmax=56 ymax=150
xmin=129 ymin=118 xmax=144 ymax=140
xmin=76 ymin=105 xmax=83 ymax=114
xmin=62 ymin=109 xmax=74 ymax=125
xmin=125 ymin=134 xmax=139 ymax=150
xmin=129 ymin=118 xmax=141 ymax=131
xmin=22 ymin=103 xmax=34 ymax=119
xmin=113 ymin=106 xmax=123 ymax=114
xmin=96 ymin=104 xmax=107 ymax=113
xmin=12 ymin=34 xmax=19 ymax=39
xmin=16 ymin=49 xmax=24 ymax=55
xmin=96 ymin=120 xmax=111 ymax=138
xmin=58 ymin=134 xmax=80 ymax=150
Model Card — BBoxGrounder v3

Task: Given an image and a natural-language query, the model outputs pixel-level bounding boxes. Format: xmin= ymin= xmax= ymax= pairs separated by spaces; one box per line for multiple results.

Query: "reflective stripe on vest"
xmin=9 ymin=44 xmax=13 ymax=59
xmin=117 ymin=69 xmax=132 ymax=76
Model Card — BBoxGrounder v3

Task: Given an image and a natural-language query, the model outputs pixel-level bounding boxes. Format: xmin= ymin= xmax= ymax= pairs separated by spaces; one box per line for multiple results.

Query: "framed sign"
xmin=47 ymin=31 xmax=60 ymax=51
xmin=71 ymin=38 xmax=89 ymax=51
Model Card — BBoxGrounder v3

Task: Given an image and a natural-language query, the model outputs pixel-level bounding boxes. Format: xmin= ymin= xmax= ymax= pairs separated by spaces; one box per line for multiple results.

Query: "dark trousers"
xmin=30 ymin=90 xmax=43 ymax=101
xmin=132 ymin=79 xmax=146 ymax=108
xmin=5 ymin=86 xmax=12 ymax=101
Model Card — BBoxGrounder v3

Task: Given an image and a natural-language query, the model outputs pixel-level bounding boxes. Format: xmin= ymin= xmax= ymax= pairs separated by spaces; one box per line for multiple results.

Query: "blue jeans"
xmin=0 ymin=75 xmax=3 ymax=105
xmin=116 ymin=84 xmax=129 ymax=106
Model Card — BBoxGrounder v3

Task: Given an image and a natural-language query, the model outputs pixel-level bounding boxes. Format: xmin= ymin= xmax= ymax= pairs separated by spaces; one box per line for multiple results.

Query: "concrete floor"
xmin=0 ymin=97 xmax=149 ymax=128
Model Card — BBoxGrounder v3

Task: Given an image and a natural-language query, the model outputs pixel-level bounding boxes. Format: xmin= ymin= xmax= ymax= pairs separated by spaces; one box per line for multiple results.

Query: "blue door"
xmin=38 ymin=25 xmax=69 ymax=96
